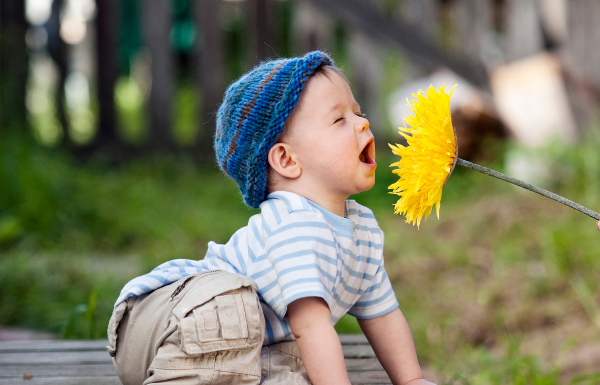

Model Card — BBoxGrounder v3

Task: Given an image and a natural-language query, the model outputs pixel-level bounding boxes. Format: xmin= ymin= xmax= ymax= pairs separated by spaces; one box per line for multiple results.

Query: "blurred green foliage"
xmin=115 ymin=75 xmax=147 ymax=144
xmin=455 ymin=339 xmax=561 ymax=385
xmin=173 ymin=82 xmax=201 ymax=145
xmin=1 ymin=126 xmax=599 ymax=382
xmin=0 ymin=133 xmax=255 ymax=337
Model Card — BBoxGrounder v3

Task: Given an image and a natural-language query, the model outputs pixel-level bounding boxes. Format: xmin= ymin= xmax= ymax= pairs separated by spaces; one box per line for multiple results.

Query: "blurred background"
xmin=1 ymin=0 xmax=599 ymax=383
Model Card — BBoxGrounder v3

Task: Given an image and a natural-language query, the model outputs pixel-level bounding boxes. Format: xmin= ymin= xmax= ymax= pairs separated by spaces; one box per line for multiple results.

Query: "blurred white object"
xmin=538 ymin=0 xmax=568 ymax=44
xmin=388 ymin=69 xmax=482 ymax=130
xmin=26 ymin=0 xmax=52 ymax=26
xmin=490 ymin=53 xmax=577 ymax=147
xmin=388 ymin=69 xmax=508 ymax=161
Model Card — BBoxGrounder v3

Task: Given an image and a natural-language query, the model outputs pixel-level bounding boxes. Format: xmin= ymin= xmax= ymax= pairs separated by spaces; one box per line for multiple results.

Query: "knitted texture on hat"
xmin=215 ymin=51 xmax=333 ymax=208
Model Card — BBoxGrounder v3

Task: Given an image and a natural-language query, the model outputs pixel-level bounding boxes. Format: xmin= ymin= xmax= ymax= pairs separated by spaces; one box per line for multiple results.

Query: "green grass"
xmin=1 ymin=131 xmax=600 ymax=383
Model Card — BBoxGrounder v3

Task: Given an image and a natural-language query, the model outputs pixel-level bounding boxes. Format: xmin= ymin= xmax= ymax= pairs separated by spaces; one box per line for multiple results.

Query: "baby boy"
xmin=106 ymin=51 xmax=436 ymax=385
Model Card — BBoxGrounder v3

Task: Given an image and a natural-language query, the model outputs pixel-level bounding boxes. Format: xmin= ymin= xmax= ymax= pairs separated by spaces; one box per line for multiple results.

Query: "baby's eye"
xmin=334 ymin=116 xmax=344 ymax=124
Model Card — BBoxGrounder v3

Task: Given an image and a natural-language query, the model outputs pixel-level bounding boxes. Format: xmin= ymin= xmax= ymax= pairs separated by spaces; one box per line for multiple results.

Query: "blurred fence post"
xmin=95 ymin=0 xmax=121 ymax=149
xmin=504 ymin=0 xmax=544 ymax=61
xmin=399 ymin=0 xmax=439 ymax=80
xmin=193 ymin=0 xmax=225 ymax=162
xmin=142 ymin=0 xmax=175 ymax=150
xmin=564 ymin=0 xmax=600 ymax=89
xmin=246 ymin=0 xmax=276 ymax=63
xmin=450 ymin=0 xmax=492 ymax=63
xmin=293 ymin=0 xmax=334 ymax=53
xmin=0 ymin=0 xmax=29 ymax=134
xmin=348 ymin=32 xmax=384 ymax=137
xmin=307 ymin=0 xmax=489 ymax=89
xmin=401 ymin=0 xmax=439 ymax=39
xmin=47 ymin=0 xmax=72 ymax=148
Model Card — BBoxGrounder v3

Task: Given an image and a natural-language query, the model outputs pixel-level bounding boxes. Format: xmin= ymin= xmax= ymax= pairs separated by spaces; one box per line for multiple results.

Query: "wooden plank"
xmin=0 ymin=340 xmax=108 ymax=353
xmin=0 ymin=335 xmax=367 ymax=351
xmin=339 ymin=334 xmax=368 ymax=345
xmin=0 ymin=351 xmax=111 ymax=365
xmin=0 ymin=337 xmax=384 ymax=384
xmin=0 ymin=363 xmax=388 ymax=382
xmin=1 ymin=374 xmax=390 ymax=385
xmin=345 ymin=358 xmax=384 ymax=372
xmin=0 ymin=337 xmax=373 ymax=356
xmin=0 ymin=346 xmax=373 ymax=364
xmin=0 ymin=364 xmax=116 ymax=378
xmin=1 ymin=371 xmax=389 ymax=384
xmin=348 ymin=370 xmax=392 ymax=384
xmin=342 ymin=344 xmax=376 ymax=359
xmin=0 ymin=377 xmax=120 ymax=385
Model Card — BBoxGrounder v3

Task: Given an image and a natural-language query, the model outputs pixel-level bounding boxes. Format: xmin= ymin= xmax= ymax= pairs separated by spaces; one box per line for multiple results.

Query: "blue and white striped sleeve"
xmin=347 ymin=262 xmax=399 ymax=319
xmin=113 ymin=259 xmax=212 ymax=306
xmin=258 ymin=210 xmax=339 ymax=319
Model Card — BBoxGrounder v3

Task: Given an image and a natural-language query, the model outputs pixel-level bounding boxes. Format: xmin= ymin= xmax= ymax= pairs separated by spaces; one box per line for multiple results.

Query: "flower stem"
xmin=456 ymin=158 xmax=600 ymax=221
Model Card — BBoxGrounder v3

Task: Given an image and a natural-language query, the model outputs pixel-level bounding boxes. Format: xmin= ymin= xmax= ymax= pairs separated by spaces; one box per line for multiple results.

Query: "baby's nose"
xmin=357 ymin=117 xmax=369 ymax=132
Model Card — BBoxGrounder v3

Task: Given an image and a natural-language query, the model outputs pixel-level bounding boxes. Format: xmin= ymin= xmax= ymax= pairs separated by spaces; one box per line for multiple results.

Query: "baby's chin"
xmin=357 ymin=176 xmax=376 ymax=194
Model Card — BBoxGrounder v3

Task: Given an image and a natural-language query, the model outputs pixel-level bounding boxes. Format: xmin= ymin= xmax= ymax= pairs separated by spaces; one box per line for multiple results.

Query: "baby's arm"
xmin=287 ymin=297 xmax=351 ymax=385
xmin=358 ymin=308 xmax=435 ymax=385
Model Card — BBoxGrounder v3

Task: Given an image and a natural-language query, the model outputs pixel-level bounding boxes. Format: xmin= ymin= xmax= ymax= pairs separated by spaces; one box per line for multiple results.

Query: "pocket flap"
xmin=180 ymin=316 xmax=202 ymax=355
xmin=172 ymin=272 xmax=257 ymax=320
xmin=216 ymin=294 xmax=248 ymax=340
xmin=178 ymin=288 xmax=262 ymax=354
xmin=202 ymin=309 xmax=218 ymax=331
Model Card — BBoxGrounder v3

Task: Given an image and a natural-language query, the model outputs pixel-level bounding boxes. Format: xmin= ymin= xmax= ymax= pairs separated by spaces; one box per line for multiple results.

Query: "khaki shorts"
xmin=107 ymin=270 xmax=311 ymax=385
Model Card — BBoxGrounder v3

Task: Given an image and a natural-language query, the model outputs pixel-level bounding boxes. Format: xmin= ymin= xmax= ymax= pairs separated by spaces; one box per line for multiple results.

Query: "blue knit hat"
xmin=215 ymin=51 xmax=334 ymax=208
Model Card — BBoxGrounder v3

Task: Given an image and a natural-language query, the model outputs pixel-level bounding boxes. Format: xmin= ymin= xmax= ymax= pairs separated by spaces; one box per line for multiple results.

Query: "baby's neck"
xmin=300 ymin=191 xmax=347 ymax=217
xmin=273 ymin=187 xmax=347 ymax=217
xmin=269 ymin=174 xmax=349 ymax=217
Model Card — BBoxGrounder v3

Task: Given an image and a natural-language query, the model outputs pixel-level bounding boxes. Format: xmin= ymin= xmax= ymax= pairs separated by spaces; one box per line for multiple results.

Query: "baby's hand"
xmin=597 ymin=219 xmax=600 ymax=232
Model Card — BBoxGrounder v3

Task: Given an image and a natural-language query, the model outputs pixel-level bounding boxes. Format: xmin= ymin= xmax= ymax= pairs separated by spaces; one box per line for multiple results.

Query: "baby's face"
xmin=282 ymin=68 xmax=376 ymax=199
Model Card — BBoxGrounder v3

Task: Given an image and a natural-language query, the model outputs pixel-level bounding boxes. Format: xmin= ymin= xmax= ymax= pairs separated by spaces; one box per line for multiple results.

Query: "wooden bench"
xmin=0 ymin=335 xmax=391 ymax=384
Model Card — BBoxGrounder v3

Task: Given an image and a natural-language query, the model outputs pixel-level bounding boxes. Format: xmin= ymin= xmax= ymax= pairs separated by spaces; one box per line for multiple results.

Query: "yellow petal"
xmin=388 ymin=84 xmax=458 ymax=227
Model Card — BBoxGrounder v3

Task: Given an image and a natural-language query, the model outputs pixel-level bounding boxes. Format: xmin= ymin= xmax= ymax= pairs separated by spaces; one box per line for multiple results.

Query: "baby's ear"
xmin=268 ymin=143 xmax=301 ymax=179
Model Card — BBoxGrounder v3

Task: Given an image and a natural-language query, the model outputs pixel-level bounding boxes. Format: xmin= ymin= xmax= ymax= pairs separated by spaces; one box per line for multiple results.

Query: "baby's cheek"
xmin=336 ymin=136 xmax=359 ymax=156
xmin=332 ymin=148 xmax=355 ymax=166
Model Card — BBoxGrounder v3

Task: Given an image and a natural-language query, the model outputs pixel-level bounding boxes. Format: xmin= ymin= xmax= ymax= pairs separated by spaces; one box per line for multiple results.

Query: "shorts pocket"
xmin=179 ymin=286 xmax=263 ymax=355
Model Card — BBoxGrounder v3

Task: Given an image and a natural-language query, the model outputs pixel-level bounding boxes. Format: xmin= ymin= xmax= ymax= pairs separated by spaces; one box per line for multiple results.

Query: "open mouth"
xmin=359 ymin=141 xmax=376 ymax=165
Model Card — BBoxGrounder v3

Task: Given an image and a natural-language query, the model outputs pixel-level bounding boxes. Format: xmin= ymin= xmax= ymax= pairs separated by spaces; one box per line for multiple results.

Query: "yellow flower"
xmin=389 ymin=84 xmax=457 ymax=227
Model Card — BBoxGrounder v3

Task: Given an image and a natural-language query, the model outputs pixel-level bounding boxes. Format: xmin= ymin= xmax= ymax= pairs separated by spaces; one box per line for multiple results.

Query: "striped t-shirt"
xmin=115 ymin=191 xmax=399 ymax=345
